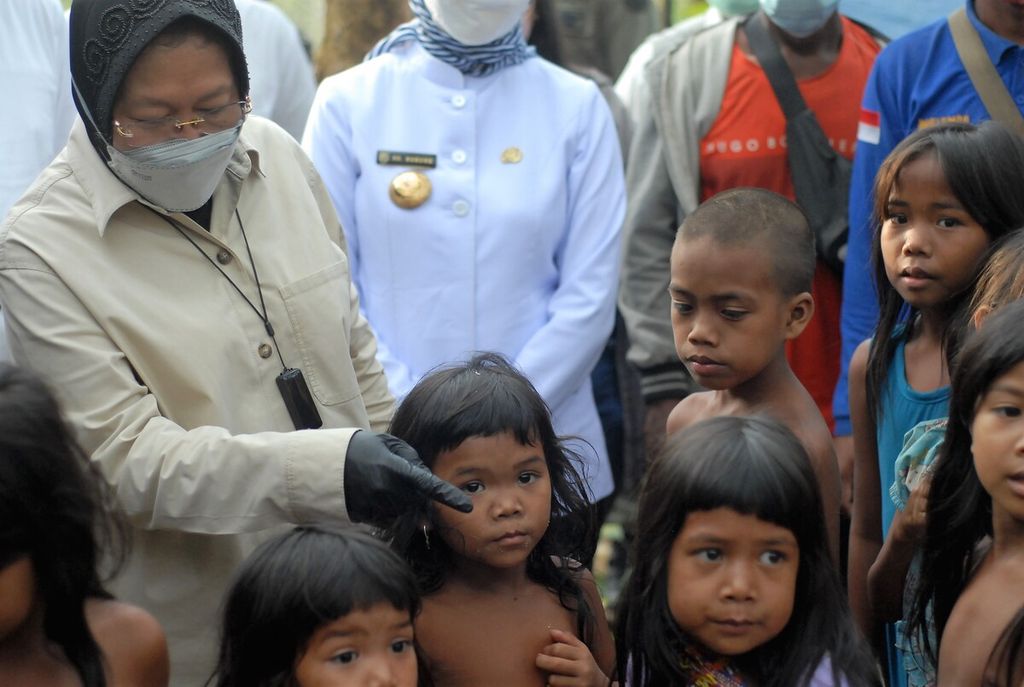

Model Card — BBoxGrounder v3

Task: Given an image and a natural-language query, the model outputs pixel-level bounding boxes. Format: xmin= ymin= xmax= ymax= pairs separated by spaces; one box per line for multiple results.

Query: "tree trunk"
xmin=316 ymin=0 xmax=411 ymax=80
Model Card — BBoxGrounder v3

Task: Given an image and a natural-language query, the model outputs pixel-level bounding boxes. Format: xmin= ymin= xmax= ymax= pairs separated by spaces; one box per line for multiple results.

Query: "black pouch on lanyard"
xmin=277 ymin=367 xmax=323 ymax=430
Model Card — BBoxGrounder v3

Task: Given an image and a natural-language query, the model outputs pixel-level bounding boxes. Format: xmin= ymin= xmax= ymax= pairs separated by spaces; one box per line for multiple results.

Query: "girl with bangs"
xmin=615 ymin=416 xmax=875 ymax=686
xmin=387 ymin=353 xmax=615 ymax=686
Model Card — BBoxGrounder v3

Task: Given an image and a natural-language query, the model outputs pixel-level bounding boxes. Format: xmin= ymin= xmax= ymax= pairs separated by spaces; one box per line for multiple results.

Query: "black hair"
xmin=908 ymin=298 xmax=1024 ymax=663
xmin=386 ymin=353 xmax=597 ymax=642
xmin=677 ymin=187 xmax=815 ymax=297
xmin=211 ymin=524 xmax=422 ymax=687
xmin=0 ymin=364 xmax=127 ymax=687
xmin=614 ymin=416 xmax=876 ymax=687
xmin=986 ymin=605 xmax=1024 ymax=687
xmin=866 ymin=122 xmax=1024 ymax=424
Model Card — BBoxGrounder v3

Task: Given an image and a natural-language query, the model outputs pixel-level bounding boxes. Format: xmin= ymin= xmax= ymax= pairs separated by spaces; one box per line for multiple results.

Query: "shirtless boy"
xmin=666 ymin=187 xmax=841 ymax=561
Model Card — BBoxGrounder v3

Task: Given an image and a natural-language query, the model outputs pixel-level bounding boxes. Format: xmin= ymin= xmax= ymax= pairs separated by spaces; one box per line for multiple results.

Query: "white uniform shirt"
xmin=0 ymin=0 xmax=75 ymax=362
xmin=235 ymin=0 xmax=316 ymax=140
xmin=304 ymin=44 xmax=624 ymax=500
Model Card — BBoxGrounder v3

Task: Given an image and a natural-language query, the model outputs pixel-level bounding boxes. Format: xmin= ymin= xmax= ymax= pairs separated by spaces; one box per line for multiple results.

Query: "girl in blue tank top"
xmin=847 ymin=122 xmax=1024 ymax=687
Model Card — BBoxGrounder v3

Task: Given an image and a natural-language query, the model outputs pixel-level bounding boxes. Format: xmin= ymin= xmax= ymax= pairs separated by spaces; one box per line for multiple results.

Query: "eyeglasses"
xmin=113 ymin=98 xmax=252 ymax=147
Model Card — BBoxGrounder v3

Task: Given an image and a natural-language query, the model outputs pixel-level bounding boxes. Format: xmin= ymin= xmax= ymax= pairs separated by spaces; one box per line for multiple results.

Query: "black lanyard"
xmin=155 ymin=207 xmax=287 ymax=370
xmin=148 ymin=206 xmax=323 ymax=430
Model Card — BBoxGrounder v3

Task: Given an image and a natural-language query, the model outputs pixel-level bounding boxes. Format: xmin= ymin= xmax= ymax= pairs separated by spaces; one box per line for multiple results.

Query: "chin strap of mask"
xmin=71 ymin=76 xmax=115 ymax=162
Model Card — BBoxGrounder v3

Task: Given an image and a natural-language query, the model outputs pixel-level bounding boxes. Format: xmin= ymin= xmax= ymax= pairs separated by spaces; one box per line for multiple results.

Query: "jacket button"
xmin=258 ymin=343 xmax=273 ymax=359
xmin=216 ymin=250 xmax=232 ymax=264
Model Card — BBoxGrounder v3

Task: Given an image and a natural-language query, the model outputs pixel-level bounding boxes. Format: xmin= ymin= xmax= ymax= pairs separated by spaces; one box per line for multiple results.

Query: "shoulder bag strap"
xmin=948 ymin=6 xmax=1024 ymax=135
xmin=743 ymin=12 xmax=808 ymax=121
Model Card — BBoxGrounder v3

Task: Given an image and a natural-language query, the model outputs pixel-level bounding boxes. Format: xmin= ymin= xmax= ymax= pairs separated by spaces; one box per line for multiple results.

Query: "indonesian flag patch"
xmin=857 ymin=108 xmax=881 ymax=145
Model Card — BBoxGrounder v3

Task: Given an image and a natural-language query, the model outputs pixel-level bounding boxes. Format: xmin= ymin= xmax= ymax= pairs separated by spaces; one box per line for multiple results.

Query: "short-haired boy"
xmin=666 ymin=187 xmax=841 ymax=561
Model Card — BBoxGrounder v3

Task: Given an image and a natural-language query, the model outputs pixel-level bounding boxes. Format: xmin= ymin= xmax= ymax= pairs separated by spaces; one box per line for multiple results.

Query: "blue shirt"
xmin=834 ymin=0 xmax=1024 ymax=435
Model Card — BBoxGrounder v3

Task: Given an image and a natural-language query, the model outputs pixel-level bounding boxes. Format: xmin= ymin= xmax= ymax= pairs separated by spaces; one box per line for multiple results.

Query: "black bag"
xmin=744 ymin=13 xmax=851 ymax=276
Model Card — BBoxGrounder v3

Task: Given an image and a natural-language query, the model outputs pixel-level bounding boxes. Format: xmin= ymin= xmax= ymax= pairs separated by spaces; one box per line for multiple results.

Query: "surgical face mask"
xmin=708 ymin=0 xmax=759 ymax=18
xmin=760 ymin=0 xmax=838 ymax=38
xmin=424 ymin=0 xmax=530 ymax=45
xmin=106 ymin=124 xmax=241 ymax=212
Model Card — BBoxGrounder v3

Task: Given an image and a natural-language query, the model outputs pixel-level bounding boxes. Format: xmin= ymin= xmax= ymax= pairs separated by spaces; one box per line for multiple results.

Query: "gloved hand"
xmin=344 ymin=430 xmax=472 ymax=526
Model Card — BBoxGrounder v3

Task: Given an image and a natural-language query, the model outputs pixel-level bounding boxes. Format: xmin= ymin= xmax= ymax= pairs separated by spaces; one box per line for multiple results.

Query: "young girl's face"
xmin=666 ymin=508 xmax=799 ymax=656
xmin=880 ymin=152 xmax=990 ymax=312
xmin=430 ymin=432 xmax=552 ymax=570
xmin=971 ymin=359 xmax=1024 ymax=523
xmin=293 ymin=602 xmax=417 ymax=687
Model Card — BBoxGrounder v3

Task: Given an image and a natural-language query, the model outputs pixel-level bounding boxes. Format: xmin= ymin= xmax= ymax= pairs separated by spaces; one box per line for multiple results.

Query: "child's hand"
xmin=893 ymin=474 xmax=931 ymax=544
xmin=536 ymin=628 xmax=609 ymax=687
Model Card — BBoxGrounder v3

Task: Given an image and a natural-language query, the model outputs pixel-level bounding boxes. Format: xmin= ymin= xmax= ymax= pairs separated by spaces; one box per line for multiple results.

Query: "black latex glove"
xmin=344 ymin=430 xmax=472 ymax=526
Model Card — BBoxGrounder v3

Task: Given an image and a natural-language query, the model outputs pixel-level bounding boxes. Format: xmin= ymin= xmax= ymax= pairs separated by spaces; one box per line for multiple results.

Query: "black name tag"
xmin=377 ymin=151 xmax=437 ymax=168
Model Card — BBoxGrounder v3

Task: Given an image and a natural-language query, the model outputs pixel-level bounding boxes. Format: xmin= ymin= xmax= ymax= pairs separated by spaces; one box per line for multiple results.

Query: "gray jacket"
xmin=618 ymin=17 xmax=739 ymax=401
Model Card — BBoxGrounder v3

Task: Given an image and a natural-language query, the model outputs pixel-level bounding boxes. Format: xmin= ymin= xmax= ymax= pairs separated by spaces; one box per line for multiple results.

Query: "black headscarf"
xmin=69 ymin=0 xmax=249 ymax=156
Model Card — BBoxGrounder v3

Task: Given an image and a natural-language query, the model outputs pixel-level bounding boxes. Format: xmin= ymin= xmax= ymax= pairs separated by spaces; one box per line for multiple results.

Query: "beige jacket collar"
xmin=66 ymin=118 xmax=264 ymax=237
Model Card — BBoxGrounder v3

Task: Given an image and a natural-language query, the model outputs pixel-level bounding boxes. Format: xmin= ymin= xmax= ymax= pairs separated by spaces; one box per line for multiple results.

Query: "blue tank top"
xmin=875 ymin=334 xmax=949 ymax=687
xmin=876 ymin=336 xmax=950 ymax=537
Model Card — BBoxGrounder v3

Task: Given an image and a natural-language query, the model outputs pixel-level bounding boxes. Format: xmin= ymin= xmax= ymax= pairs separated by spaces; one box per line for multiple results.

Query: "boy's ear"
xmin=784 ymin=292 xmax=814 ymax=340
xmin=971 ymin=304 xmax=993 ymax=331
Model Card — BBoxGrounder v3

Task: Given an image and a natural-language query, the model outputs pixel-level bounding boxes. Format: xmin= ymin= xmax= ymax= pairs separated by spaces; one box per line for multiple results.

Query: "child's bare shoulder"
xmin=940 ymin=557 xmax=1024 ymax=685
xmin=85 ymin=598 xmax=169 ymax=687
xmin=666 ymin=392 xmax=713 ymax=435
xmin=762 ymin=376 xmax=832 ymax=451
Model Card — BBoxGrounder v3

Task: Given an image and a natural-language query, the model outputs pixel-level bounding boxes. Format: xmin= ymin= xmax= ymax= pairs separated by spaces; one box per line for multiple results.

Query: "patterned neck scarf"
xmin=366 ymin=0 xmax=535 ymax=77
xmin=680 ymin=643 xmax=751 ymax=687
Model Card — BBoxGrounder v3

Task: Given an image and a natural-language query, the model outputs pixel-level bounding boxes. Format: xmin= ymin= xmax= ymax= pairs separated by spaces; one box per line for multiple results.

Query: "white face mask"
xmin=760 ymin=0 xmax=838 ymax=38
xmin=106 ymin=124 xmax=242 ymax=213
xmin=424 ymin=0 xmax=530 ymax=45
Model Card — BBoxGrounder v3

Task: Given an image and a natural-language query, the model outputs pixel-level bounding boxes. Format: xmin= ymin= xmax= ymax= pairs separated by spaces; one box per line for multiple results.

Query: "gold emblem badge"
xmin=389 ymin=171 xmax=432 ymax=209
xmin=500 ymin=147 xmax=523 ymax=164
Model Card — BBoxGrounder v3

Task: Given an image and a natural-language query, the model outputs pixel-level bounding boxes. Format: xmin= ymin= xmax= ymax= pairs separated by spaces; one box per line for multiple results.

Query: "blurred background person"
xmin=235 ymin=0 xmax=317 ymax=140
xmin=551 ymin=0 xmax=659 ymax=80
xmin=615 ymin=0 xmax=758 ymax=115
xmin=1 ymin=0 xmax=76 ymax=363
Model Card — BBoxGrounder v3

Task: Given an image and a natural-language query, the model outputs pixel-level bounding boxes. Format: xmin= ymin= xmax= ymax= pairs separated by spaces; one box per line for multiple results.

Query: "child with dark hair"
xmin=211 ymin=524 xmax=421 ymax=687
xmin=387 ymin=352 xmax=615 ymax=686
xmin=904 ymin=299 xmax=1024 ymax=685
xmin=0 ymin=364 xmax=168 ymax=686
xmin=877 ymin=226 xmax=1024 ymax=686
xmin=967 ymin=229 xmax=1024 ymax=330
xmin=847 ymin=122 xmax=1024 ymax=683
xmin=666 ymin=186 xmax=841 ymax=562
xmin=615 ymin=415 xmax=876 ymax=686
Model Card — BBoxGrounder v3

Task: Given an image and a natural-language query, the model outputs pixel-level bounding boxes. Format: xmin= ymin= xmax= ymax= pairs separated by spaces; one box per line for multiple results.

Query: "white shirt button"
xmin=451 ymin=94 xmax=467 ymax=108
xmin=452 ymin=200 xmax=470 ymax=217
xmin=452 ymin=149 xmax=467 ymax=164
